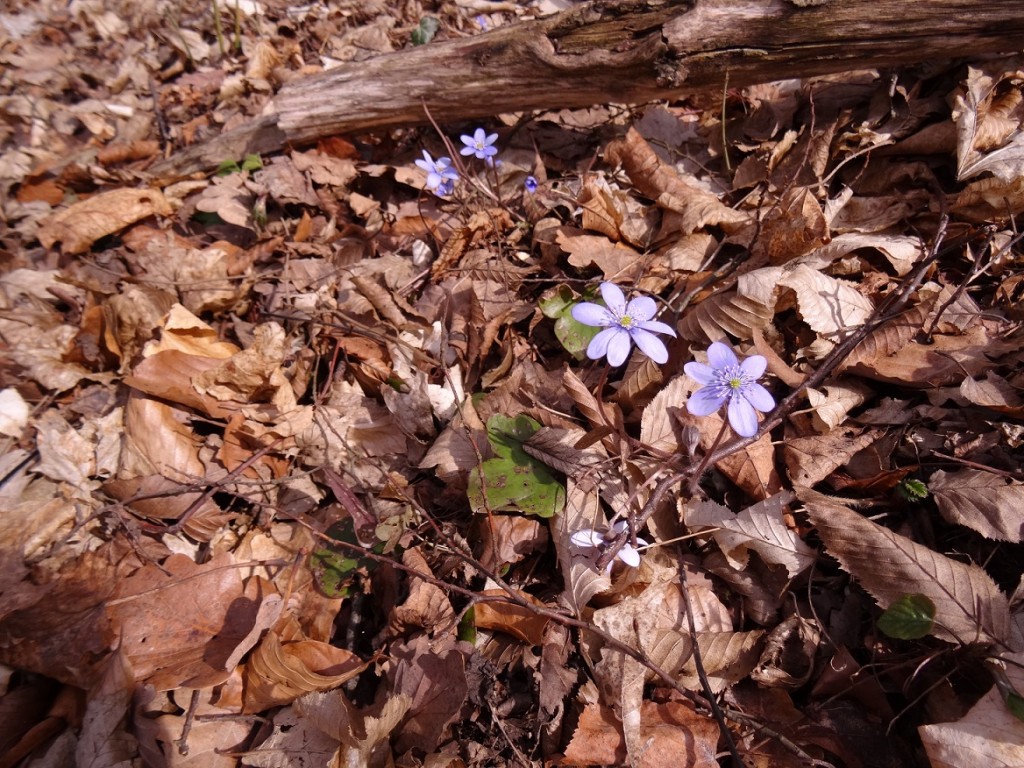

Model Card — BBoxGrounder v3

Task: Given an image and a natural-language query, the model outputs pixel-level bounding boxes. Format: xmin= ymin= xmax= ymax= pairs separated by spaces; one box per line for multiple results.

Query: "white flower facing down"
xmin=684 ymin=341 xmax=776 ymax=438
xmin=570 ymin=521 xmax=647 ymax=572
xmin=571 ymin=282 xmax=677 ymax=366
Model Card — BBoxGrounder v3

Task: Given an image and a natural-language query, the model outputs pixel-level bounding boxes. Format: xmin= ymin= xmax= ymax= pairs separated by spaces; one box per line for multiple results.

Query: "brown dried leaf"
xmin=390 ymin=634 xmax=468 ymax=754
xmin=783 ymin=426 xmax=882 ymax=487
xmin=919 ymin=651 xmax=1024 ymax=768
xmin=640 ymin=374 xmax=691 ymax=454
xmin=554 ymin=480 xmax=611 ymax=614
xmin=559 ymin=232 xmax=645 ymax=282
xmin=562 ymin=700 xmax=719 ymax=768
xmin=930 ymin=469 xmax=1024 ymax=543
xmin=685 ymin=492 xmax=813 ymax=578
xmin=678 ymin=630 xmax=765 ymax=693
xmin=474 ymin=589 xmax=550 ymax=646
xmin=960 ymin=372 xmax=1024 ymax=417
xmin=779 ymin=264 xmax=874 ymax=335
xmin=676 ymin=291 xmax=773 ymax=343
xmin=37 ymin=188 xmax=173 ymax=254
xmin=605 ymin=127 xmax=748 ymax=234
xmin=804 ymin=490 xmax=1021 ymax=649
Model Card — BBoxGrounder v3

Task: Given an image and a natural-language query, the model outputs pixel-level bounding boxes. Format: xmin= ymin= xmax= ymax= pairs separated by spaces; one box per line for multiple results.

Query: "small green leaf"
xmin=216 ymin=159 xmax=241 ymax=176
xmin=878 ymin=594 xmax=936 ymax=639
xmin=458 ymin=607 xmax=477 ymax=644
xmin=310 ymin=519 xmax=381 ymax=598
xmin=539 ymin=285 xmax=600 ymax=360
xmin=240 ymin=153 xmax=263 ymax=172
xmin=411 ymin=16 xmax=440 ymax=45
xmin=898 ymin=478 xmax=929 ymax=501
xmin=467 ymin=414 xmax=565 ymax=518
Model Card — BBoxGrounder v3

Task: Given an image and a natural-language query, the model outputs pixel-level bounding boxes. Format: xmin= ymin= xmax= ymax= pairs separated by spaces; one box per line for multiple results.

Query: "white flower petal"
xmin=637 ymin=319 xmax=677 ymax=337
xmin=586 ymin=327 xmax=618 ymax=361
xmin=684 ymin=361 xmax=716 ymax=385
xmin=599 ymin=282 xmax=627 ymax=313
xmin=687 ymin=387 xmax=727 ymax=416
xmin=625 ymin=295 xmax=656 ymax=322
xmin=707 ymin=341 xmax=738 ymax=370
xmin=630 ymin=328 xmax=669 ymax=363
xmin=572 ymin=302 xmax=613 ymax=327
xmin=617 ymin=545 xmax=641 ymax=567
xmin=727 ymin=396 xmax=759 ymax=437
xmin=605 ymin=328 xmax=633 ymax=366
xmin=745 ymin=382 xmax=776 ymax=412
xmin=740 ymin=354 xmax=767 ymax=379
xmin=570 ymin=529 xmax=603 ymax=547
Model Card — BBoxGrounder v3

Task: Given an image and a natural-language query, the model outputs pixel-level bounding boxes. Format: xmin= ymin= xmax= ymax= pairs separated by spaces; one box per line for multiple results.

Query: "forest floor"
xmin=1 ymin=1 xmax=1024 ymax=767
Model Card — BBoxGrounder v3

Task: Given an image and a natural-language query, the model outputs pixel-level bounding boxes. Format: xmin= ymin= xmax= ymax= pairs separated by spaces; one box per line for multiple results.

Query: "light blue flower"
xmin=415 ymin=150 xmax=458 ymax=194
xmin=571 ymin=282 xmax=676 ymax=366
xmin=524 ymin=175 xmax=538 ymax=193
xmin=684 ymin=341 xmax=775 ymax=437
xmin=459 ymin=127 xmax=499 ymax=161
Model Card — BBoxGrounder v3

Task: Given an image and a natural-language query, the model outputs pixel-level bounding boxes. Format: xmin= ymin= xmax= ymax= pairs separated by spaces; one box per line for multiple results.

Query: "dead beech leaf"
xmin=779 ymin=264 xmax=874 ymax=335
xmin=919 ymin=651 xmax=1024 ymax=768
xmin=391 ymin=634 xmax=468 ymax=754
xmin=141 ymin=303 xmax=240 ymax=359
xmin=783 ymin=426 xmax=882 ymax=487
xmin=930 ymin=469 xmax=1024 ymax=543
xmin=37 ymin=188 xmax=173 ymax=254
xmin=105 ymin=552 xmax=256 ymax=691
xmin=803 ymin=490 xmax=1021 ymax=649
xmin=562 ymin=700 xmax=719 ymax=768
xmin=960 ymin=372 xmax=1024 ymax=417
xmin=243 ymin=626 xmax=368 ymax=712
xmin=678 ymin=630 xmax=765 ymax=693
xmin=676 ymin=291 xmax=773 ymax=343
xmin=754 ymin=186 xmax=828 ymax=264
xmin=559 ymin=232 xmax=646 ymax=282
xmin=640 ymin=375 xmax=691 ymax=454
xmin=605 ymin=127 xmax=748 ymax=234
xmin=554 ymin=480 xmax=612 ymax=614
xmin=804 ymin=379 xmax=873 ymax=432
xmin=684 ymin=492 xmax=814 ymax=579
xmin=474 ymin=589 xmax=550 ymax=645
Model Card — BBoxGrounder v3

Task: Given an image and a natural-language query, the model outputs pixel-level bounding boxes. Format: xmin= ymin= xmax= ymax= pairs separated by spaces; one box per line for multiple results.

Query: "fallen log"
xmin=149 ymin=0 xmax=1024 ymax=182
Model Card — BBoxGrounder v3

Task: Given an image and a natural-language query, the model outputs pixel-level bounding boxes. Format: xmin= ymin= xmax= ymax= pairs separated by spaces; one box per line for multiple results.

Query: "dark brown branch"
xmin=149 ymin=0 xmax=1024 ymax=181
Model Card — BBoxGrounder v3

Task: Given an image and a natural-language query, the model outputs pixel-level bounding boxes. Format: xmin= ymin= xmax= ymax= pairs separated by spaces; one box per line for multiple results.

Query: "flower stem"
xmin=687 ymin=418 xmax=730 ymax=497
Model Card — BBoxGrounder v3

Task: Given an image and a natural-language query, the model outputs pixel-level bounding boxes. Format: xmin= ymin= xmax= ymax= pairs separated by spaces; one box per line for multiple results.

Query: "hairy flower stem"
xmin=686 ymin=418 xmax=730 ymax=497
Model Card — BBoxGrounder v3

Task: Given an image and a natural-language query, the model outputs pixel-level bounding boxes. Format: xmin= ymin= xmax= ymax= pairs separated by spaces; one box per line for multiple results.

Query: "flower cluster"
xmin=416 ymin=126 xmax=514 ymax=197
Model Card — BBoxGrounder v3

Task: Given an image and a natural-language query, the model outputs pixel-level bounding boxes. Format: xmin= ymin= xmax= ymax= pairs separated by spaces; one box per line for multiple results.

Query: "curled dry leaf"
xmin=803 ymin=489 xmax=1021 ymax=650
xmin=37 ymin=187 xmax=173 ymax=255
xmin=783 ymin=426 xmax=883 ymax=487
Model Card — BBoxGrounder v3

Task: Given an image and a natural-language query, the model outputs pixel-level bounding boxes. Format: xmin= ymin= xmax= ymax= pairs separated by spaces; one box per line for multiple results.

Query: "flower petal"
xmin=727 ymin=396 xmax=759 ymax=437
xmin=599 ymin=282 xmax=627 ymax=314
xmin=740 ymin=353 xmax=767 ymax=379
xmin=707 ymin=341 xmax=738 ymax=370
xmin=473 ymin=127 xmax=487 ymax=144
xmin=624 ymin=295 xmax=657 ymax=322
xmin=570 ymin=529 xmax=603 ymax=548
xmin=605 ymin=328 xmax=633 ymax=366
xmin=744 ymin=382 xmax=776 ymax=412
xmin=586 ymin=327 xmax=619 ymax=361
xmin=630 ymin=328 xmax=669 ymax=364
xmin=684 ymin=361 xmax=716 ymax=385
xmin=687 ymin=387 xmax=727 ymax=416
xmin=572 ymin=302 xmax=613 ymax=327
xmin=636 ymin=319 xmax=677 ymax=337
xmin=617 ymin=545 xmax=641 ymax=567
xmin=485 ymin=131 xmax=498 ymax=146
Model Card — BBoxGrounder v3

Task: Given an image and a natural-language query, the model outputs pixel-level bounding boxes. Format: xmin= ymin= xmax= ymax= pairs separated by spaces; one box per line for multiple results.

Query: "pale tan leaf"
xmin=920 ymin=651 xmax=1024 ymax=768
xmin=685 ymin=492 xmax=813 ymax=579
xmin=930 ymin=469 xmax=1024 ymax=543
xmin=804 ymin=379 xmax=873 ymax=432
xmin=562 ymin=367 xmax=623 ymax=434
xmin=37 ymin=187 xmax=174 ymax=254
xmin=605 ymin=127 xmax=748 ymax=234
xmin=640 ymin=375 xmax=692 ymax=454
xmin=779 ymin=264 xmax=874 ymax=335
xmin=677 ymin=291 xmax=773 ymax=343
xmin=803 ymin=490 xmax=1020 ymax=649
xmin=810 ymin=232 xmax=923 ymax=276
xmin=678 ymin=630 xmax=765 ymax=693
xmin=783 ymin=426 xmax=882 ymax=487
xmin=554 ymin=480 xmax=611 ymax=614
xmin=960 ymin=372 xmax=1024 ymax=417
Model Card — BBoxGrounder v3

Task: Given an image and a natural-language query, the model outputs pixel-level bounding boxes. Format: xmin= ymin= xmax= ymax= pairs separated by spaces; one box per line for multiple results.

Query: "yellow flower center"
xmin=619 ymin=314 xmax=634 ymax=328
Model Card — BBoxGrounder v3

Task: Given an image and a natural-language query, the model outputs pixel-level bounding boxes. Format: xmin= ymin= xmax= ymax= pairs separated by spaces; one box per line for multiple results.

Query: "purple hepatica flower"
xmin=415 ymin=150 xmax=458 ymax=194
xmin=571 ymin=282 xmax=677 ymax=367
xmin=570 ymin=521 xmax=647 ymax=572
xmin=524 ymin=175 xmax=538 ymax=194
xmin=459 ymin=127 xmax=499 ymax=162
xmin=684 ymin=341 xmax=776 ymax=438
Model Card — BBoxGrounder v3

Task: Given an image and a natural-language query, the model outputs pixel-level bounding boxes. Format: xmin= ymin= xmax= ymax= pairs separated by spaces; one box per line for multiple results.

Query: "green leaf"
xmin=310 ymin=519 xmax=379 ymax=598
xmin=877 ymin=593 xmax=936 ymax=639
xmin=898 ymin=478 xmax=929 ymax=501
xmin=467 ymin=414 xmax=565 ymax=518
xmin=458 ymin=606 xmax=477 ymax=644
xmin=240 ymin=153 xmax=263 ymax=172
xmin=411 ymin=16 xmax=440 ymax=45
xmin=1007 ymin=692 xmax=1024 ymax=722
xmin=538 ymin=285 xmax=600 ymax=360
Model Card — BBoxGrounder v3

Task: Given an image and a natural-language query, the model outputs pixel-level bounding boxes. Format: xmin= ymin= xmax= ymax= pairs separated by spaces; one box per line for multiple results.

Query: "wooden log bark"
xmin=150 ymin=0 xmax=1024 ymax=181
